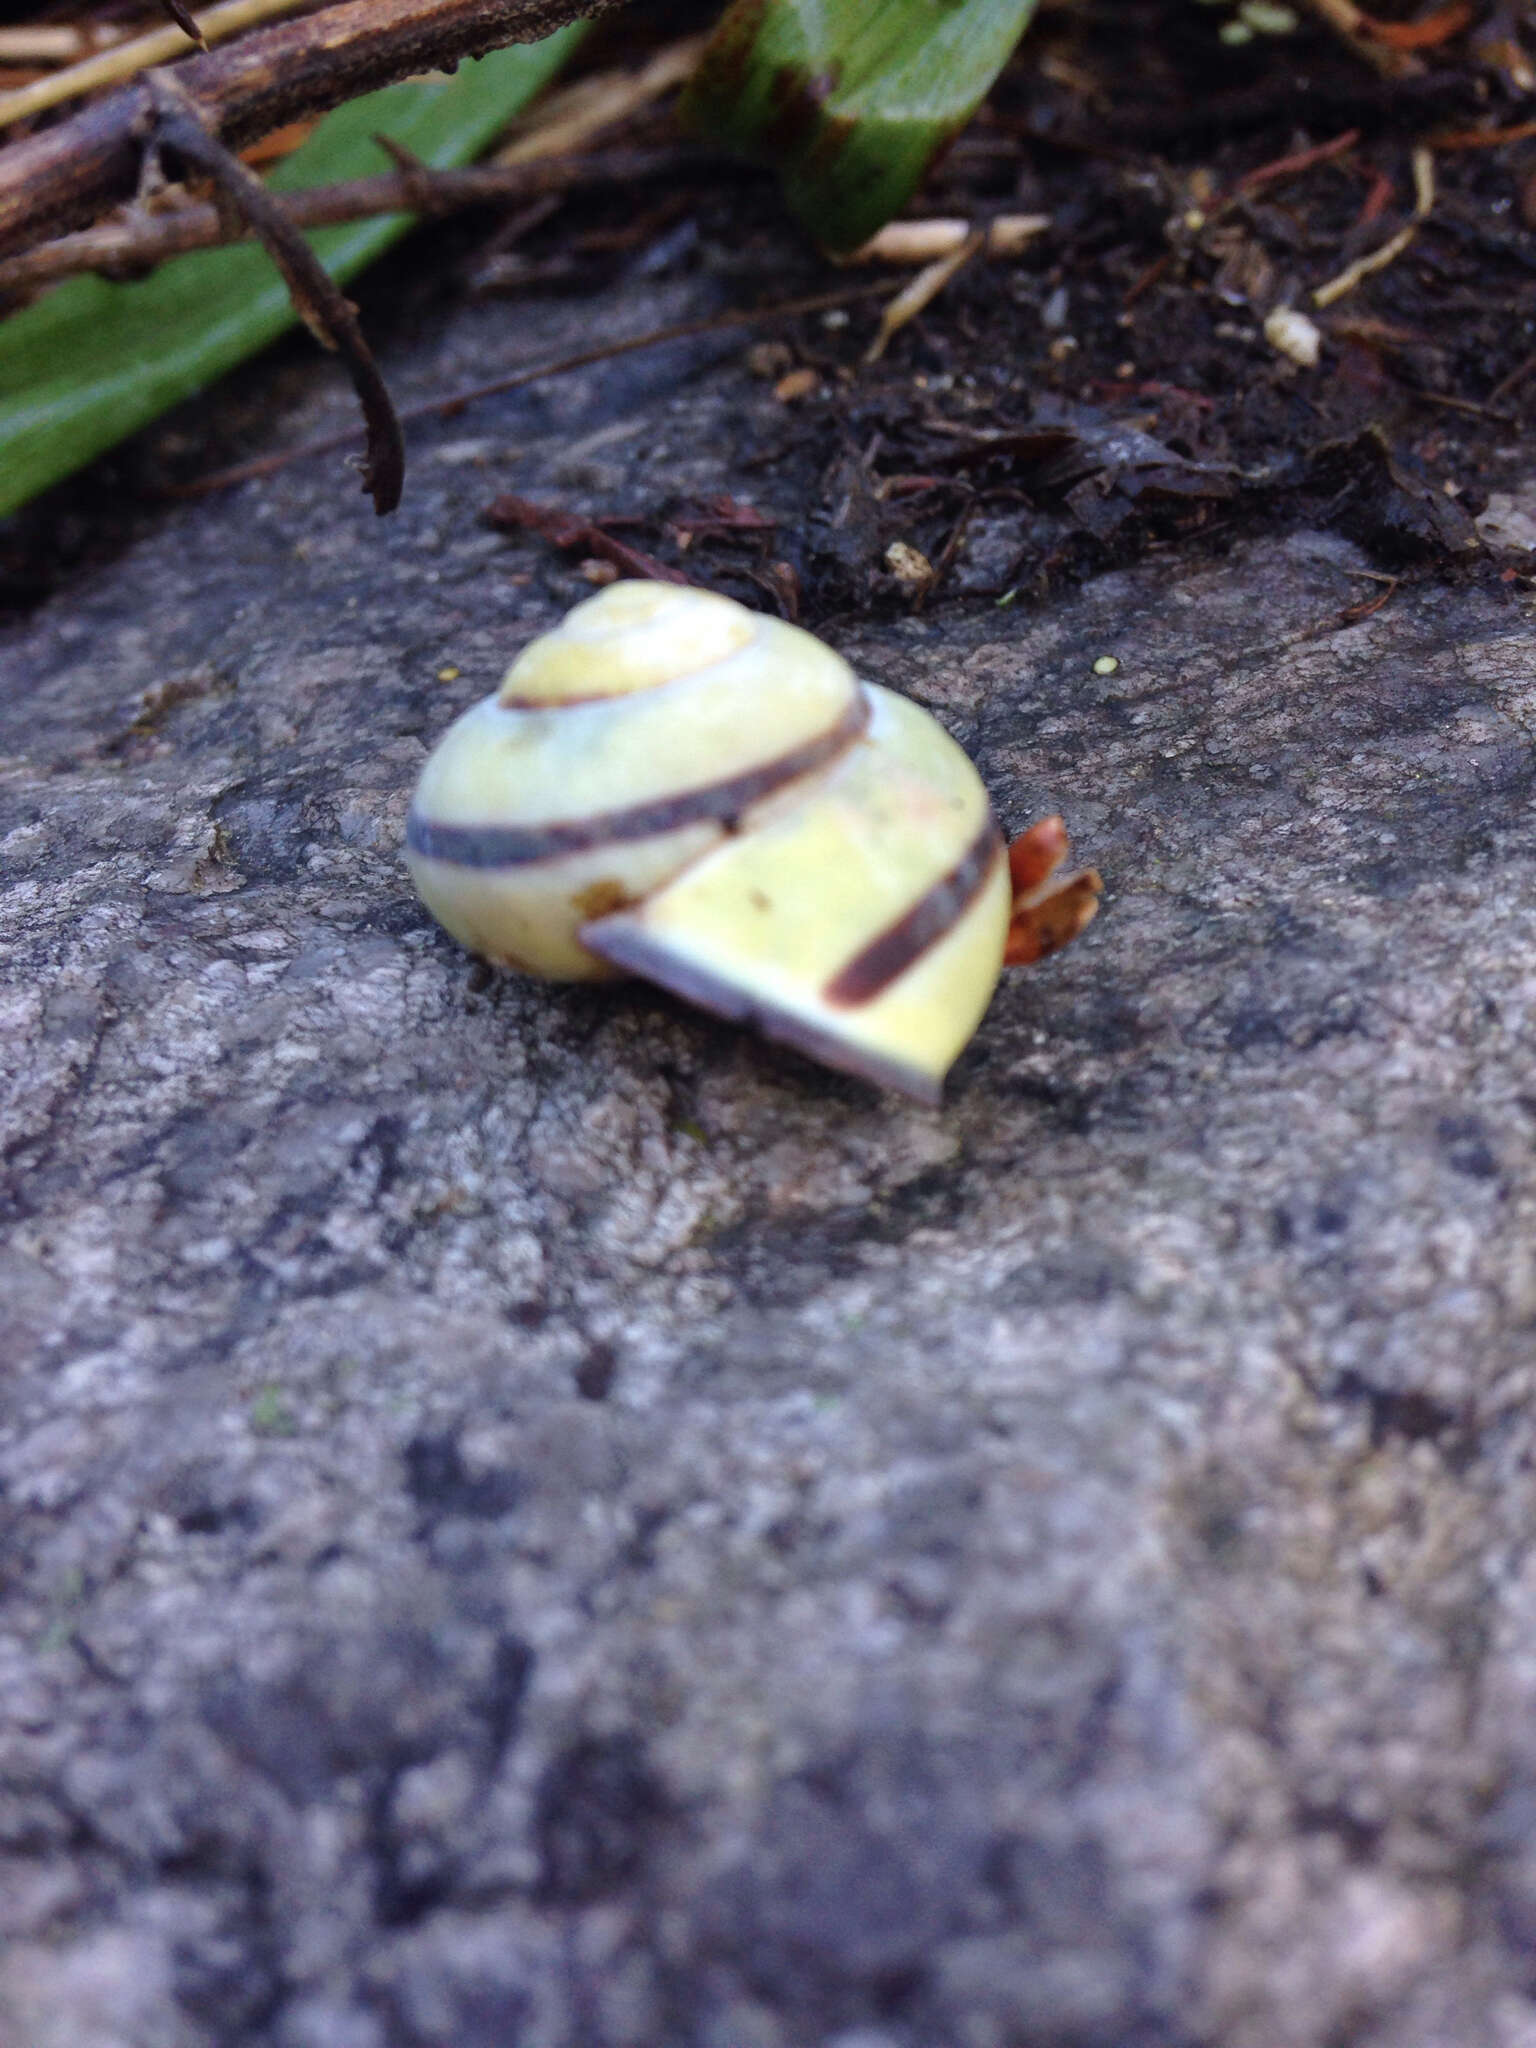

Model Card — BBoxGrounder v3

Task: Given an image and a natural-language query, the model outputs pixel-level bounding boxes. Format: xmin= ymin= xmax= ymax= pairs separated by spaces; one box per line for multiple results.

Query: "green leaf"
xmin=0 ymin=24 xmax=586 ymax=519
xmin=680 ymin=0 xmax=1038 ymax=256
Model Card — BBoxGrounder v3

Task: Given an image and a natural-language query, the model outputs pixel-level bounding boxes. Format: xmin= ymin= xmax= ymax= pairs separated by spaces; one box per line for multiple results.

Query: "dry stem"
xmin=144 ymin=67 xmax=404 ymax=511
xmin=0 ymin=0 xmax=321 ymax=133
xmin=0 ymin=145 xmax=703 ymax=292
xmin=0 ymin=0 xmax=628 ymax=258
xmin=1292 ymin=0 xmax=1417 ymax=75
xmin=0 ymin=29 xmax=102 ymax=65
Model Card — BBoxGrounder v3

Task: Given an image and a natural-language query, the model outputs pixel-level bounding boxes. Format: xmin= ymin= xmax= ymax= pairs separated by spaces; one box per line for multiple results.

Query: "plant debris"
xmin=0 ymin=0 xmax=625 ymax=255
xmin=483 ymin=492 xmax=688 ymax=582
xmin=4 ymin=0 xmax=1536 ymax=610
xmin=145 ymin=69 xmax=404 ymax=514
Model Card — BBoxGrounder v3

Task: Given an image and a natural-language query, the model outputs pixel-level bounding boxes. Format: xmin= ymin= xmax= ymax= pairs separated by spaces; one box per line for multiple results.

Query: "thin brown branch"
xmin=0 ymin=0 xmax=628 ymax=259
xmin=484 ymin=494 xmax=689 ymax=582
xmin=0 ymin=0 xmax=320 ymax=131
xmin=172 ymin=281 xmax=894 ymax=497
xmin=147 ymin=70 xmax=403 ymax=512
xmin=0 ymin=145 xmax=708 ymax=292
xmin=1235 ymin=128 xmax=1360 ymax=196
xmin=1292 ymin=0 xmax=1418 ymax=75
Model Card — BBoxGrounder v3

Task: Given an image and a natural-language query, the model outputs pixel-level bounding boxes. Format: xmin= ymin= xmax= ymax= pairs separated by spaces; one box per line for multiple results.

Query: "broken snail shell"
xmin=404 ymin=580 xmax=1099 ymax=1104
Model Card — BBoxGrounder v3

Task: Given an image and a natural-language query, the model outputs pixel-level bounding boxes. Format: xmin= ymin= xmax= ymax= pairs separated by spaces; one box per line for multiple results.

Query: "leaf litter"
xmin=4 ymin=0 xmax=1536 ymax=613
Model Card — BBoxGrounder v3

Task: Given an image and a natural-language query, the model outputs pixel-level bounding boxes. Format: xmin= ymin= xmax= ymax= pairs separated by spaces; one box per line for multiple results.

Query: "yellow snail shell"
xmin=404 ymin=580 xmax=1013 ymax=1104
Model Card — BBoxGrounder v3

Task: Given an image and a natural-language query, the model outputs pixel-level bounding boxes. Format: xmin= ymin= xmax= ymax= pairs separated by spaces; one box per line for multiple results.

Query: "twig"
xmin=146 ymin=69 xmax=402 ymax=512
xmin=0 ymin=29 xmax=99 ymax=65
xmin=158 ymin=1 xmax=210 ymax=50
xmin=173 ymin=280 xmax=893 ymax=496
xmin=1292 ymin=0 xmax=1417 ymax=75
xmin=1313 ymin=146 xmax=1434 ymax=308
xmin=0 ymin=0 xmax=317 ymax=132
xmin=1340 ymin=574 xmax=1397 ymax=623
xmin=1122 ymin=252 xmax=1168 ymax=308
xmin=846 ymin=215 xmax=1048 ymax=264
xmin=1313 ymin=223 xmax=1416 ymax=307
xmin=1410 ymin=389 xmax=1513 ymax=424
xmin=1356 ymin=165 xmax=1393 ymax=225
xmin=925 ymin=492 xmax=977 ymax=605
xmin=1430 ymin=118 xmax=1536 ymax=149
xmin=1411 ymin=144 xmax=1435 ymax=218
xmin=1489 ymin=354 xmax=1536 ymax=407
xmin=494 ymin=35 xmax=702 ymax=164
xmin=484 ymin=493 xmax=687 ymax=581
xmin=0 ymin=0 xmax=626 ymax=259
xmin=0 ymin=144 xmax=704 ymax=292
xmin=1235 ymin=128 xmax=1359 ymax=195
xmin=863 ymin=232 xmax=982 ymax=364
xmin=1359 ymin=0 xmax=1469 ymax=48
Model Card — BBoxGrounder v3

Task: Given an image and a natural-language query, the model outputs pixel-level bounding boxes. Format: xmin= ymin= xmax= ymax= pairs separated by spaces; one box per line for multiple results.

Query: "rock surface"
xmin=4 ymin=267 xmax=1536 ymax=2048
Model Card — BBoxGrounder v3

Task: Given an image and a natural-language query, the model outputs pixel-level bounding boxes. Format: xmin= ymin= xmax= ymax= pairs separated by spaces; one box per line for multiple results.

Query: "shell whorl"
xmin=402 ymin=581 xmax=1013 ymax=1096
xmin=403 ymin=582 xmax=871 ymax=981
xmin=499 ymin=581 xmax=758 ymax=706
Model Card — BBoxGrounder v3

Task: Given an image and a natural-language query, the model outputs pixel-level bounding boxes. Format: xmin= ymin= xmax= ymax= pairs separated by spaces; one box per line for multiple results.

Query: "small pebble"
xmin=774 ymin=366 xmax=819 ymax=403
xmin=1264 ymin=306 xmax=1322 ymax=368
xmin=745 ymin=340 xmax=792 ymax=379
xmin=1093 ymin=654 xmax=1120 ymax=675
xmin=885 ymin=541 xmax=935 ymax=591
xmin=1239 ymin=0 xmax=1298 ymax=28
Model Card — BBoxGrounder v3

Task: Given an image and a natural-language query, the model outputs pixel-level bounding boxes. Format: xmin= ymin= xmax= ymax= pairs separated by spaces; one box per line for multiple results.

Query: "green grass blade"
xmin=0 ymin=24 xmax=585 ymax=519
xmin=681 ymin=0 xmax=1038 ymax=256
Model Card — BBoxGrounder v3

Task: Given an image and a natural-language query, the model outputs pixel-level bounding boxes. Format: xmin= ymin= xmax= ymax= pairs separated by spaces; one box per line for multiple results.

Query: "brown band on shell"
xmin=497 ymin=689 xmax=647 ymax=710
xmin=822 ymin=821 xmax=1003 ymax=1009
xmin=406 ymin=692 xmax=870 ymax=869
xmin=577 ymin=915 xmax=943 ymax=1106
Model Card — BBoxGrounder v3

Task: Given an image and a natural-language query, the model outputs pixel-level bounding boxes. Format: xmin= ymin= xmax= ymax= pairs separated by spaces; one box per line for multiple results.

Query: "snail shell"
xmin=405 ymin=580 xmax=1011 ymax=1103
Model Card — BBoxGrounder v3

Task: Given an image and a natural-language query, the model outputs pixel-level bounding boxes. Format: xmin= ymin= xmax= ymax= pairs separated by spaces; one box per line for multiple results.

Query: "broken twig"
xmin=0 ymin=145 xmax=701 ymax=292
xmin=174 ymin=281 xmax=893 ymax=497
xmin=1292 ymin=0 xmax=1418 ymax=75
xmin=484 ymin=494 xmax=688 ymax=582
xmin=146 ymin=69 xmax=403 ymax=513
xmin=0 ymin=0 xmax=316 ymax=132
xmin=1314 ymin=145 xmax=1434 ymax=308
xmin=157 ymin=1 xmax=210 ymax=52
xmin=864 ymin=231 xmax=982 ymax=363
xmin=0 ymin=29 xmax=98 ymax=66
xmin=0 ymin=0 xmax=624 ymax=259
xmin=1236 ymin=129 xmax=1360 ymax=196
xmin=847 ymin=214 xmax=1048 ymax=264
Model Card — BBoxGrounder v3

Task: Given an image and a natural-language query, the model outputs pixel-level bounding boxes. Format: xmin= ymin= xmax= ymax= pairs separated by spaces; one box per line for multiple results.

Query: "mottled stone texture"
xmin=4 ymin=274 xmax=1536 ymax=2048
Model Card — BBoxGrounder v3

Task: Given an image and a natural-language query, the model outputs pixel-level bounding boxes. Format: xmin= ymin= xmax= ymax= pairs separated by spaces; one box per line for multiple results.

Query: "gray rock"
xmin=3 ymin=266 xmax=1536 ymax=2048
